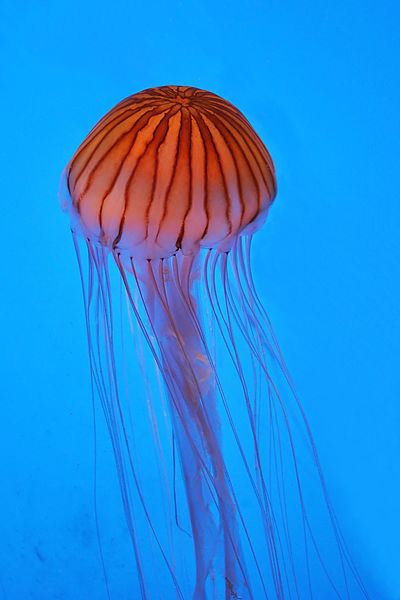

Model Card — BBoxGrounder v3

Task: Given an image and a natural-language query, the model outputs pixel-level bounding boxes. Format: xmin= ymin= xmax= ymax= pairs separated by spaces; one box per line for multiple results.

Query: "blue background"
xmin=1 ymin=0 xmax=399 ymax=598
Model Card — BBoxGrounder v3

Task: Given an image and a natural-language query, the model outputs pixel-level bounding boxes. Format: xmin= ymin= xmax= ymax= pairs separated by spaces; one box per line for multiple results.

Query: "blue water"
xmin=1 ymin=0 xmax=399 ymax=598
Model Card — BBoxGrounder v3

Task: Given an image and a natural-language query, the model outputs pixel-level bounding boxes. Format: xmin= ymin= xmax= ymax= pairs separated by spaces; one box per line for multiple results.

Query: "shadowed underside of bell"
xmin=61 ymin=85 xmax=277 ymax=259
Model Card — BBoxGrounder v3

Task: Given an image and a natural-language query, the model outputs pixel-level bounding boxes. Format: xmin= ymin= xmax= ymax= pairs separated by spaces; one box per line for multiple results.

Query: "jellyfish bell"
xmin=61 ymin=86 xmax=368 ymax=599
xmin=60 ymin=85 xmax=276 ymax=261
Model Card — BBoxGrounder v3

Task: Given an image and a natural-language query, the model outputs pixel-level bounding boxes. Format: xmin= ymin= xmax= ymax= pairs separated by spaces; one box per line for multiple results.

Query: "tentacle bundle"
xmin=72 ymin=233 xmax=368 ymax=599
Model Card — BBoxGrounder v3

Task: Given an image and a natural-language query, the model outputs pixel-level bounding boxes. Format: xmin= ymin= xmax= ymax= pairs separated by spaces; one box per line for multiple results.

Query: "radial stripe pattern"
xmin=64 ymin=85 xmax=277 ymax=259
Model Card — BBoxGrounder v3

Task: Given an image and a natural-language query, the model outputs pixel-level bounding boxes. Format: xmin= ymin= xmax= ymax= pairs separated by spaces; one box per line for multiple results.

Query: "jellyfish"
xmin=60 ymin=85 xmax=368 ymax=599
